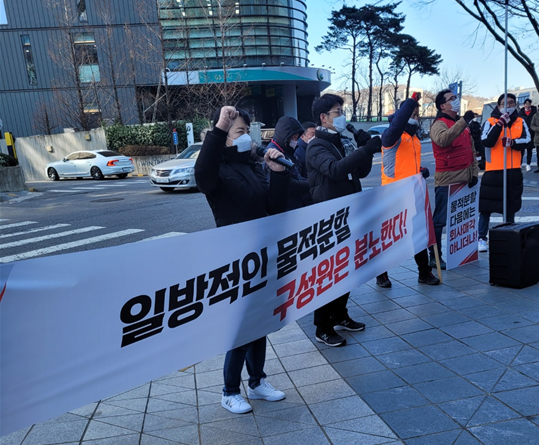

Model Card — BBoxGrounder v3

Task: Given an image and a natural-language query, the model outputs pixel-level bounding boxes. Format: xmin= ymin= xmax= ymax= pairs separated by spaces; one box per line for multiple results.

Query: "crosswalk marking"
xmin=0 ymin=224 xmax=70 ymax=239
xmin=0 ymin=226 xmax=104 ymax=249
xmin=0 ymin=221 xmax=37 ymax=230
xmin=138 ymin=232 xmax=186 ymax=242
xmin=49 ymin=190 xmax=80 ymax=193
xmin=0 ymin=229 xmax=144 ymax=263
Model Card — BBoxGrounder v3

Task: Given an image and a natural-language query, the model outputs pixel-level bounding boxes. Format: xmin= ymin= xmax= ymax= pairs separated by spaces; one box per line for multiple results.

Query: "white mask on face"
xmin=450 ymin=98 xmax=461 ymax=113
xmin=506 ymin=107 xmax=516 ymax=115
xmin=408 ymin=118 xmax=419 ymax=126
xmin=230 ymin=133 xmax=252 ymax=152
xmin=289 ymin=139 xmax=298 ymax=149
xmin=307 ymin=136 xmax=315 ymax=144
xmin=332 ymin=115 xmax=347 ymax=133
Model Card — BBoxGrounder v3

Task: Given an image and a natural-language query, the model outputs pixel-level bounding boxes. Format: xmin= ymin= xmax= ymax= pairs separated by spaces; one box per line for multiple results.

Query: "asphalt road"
xmin=2 ymin=141 xmax=538 ymax=264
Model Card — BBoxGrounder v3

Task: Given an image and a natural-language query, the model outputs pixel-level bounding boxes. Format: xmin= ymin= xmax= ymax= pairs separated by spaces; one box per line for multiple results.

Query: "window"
xmin=0 ymin=0 xmax=7 ymax=25
xmin=74 ymin=33 xmax=100 ymax=83
xmin=20 ymin=35 xmax=38 ymax=86
xmin=77 ymin=0 xmax=87 ymax=22
xmin=66 ymin=153 xmax=80 ymax=161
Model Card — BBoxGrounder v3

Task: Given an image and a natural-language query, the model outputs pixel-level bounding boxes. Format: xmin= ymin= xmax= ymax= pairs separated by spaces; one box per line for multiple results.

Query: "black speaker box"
xmin=489 ymin=222 xmax=539 ymax=288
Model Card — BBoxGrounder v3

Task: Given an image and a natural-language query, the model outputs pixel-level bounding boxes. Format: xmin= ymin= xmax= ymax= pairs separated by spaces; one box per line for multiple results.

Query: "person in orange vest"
xmin=376 ymin=92 xmax=440 ymax=287
xmin=428 ymin=89 xmax=479 ymax=269
xmin=478 ymin=93 xmax=531 ymax=252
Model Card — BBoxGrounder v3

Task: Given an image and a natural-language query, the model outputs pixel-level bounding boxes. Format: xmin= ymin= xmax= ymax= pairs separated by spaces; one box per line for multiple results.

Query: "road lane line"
xmin=0 ymin=221 xmax=37 ymax=230
xmin=491 ymin=216 xmax=539 ymax=223
xmin=0 ymin=226 xmax=104 ymax=249
xmin=72 ymin=187 xmax=103 ymax=190
xmin=0 ymin=224 xmax=71 ymax=239
xmin=137 ymin=232 xmax=186 ymax=242
xmin=0 ymin=229 xmax=145 ymax=263
xmin=48 ymin=190 xmax=80 ymax=193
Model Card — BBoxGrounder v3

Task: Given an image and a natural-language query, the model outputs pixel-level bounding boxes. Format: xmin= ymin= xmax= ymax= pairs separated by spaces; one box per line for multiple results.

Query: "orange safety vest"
xmin=486 ymin=117 xmax=523 ymax=171
xmin=381 ymin=132 xmax=421 ymax=185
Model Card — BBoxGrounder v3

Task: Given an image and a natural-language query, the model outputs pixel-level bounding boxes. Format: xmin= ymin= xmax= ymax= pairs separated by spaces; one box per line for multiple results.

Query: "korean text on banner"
xmin=0 ymin=175 xmax=430 ymax=436
xmin=445 ymin=182 xmax=479 ymax=270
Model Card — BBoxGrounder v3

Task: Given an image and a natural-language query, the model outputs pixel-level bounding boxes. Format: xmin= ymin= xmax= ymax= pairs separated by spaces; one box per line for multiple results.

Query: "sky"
xmin=0 ymin=0 xmax=7 ymax=25
xmin=305 ymin=0 xmax=537 ymax=99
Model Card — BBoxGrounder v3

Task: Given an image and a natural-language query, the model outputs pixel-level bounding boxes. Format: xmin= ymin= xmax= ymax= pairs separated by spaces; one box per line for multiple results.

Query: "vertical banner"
xmin=446 ymin=182 xmax=479 ymax=270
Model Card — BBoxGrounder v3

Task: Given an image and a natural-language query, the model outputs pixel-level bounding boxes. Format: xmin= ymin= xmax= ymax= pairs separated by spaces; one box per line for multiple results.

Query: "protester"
xmin=306 ymin=93 xmax=382 ymax=347
xmin=531 ymin=107 xmax=539 ymax=173
xmin=264 ymin=116 xmax=312 ymax=209
xmin=295 ymin=121 xmax=316 ymax=178
xmin=194 ymin=106 xmax=290 ymax=414
xmin=478 ymin=93 xmax=531 ymax=251
xmin=376 ymin=92 xmax=440 ymax=287
xmin=428 ymin=89 xmax=478 ymax=269
xmin=469 ymin=113 xmax=485 ymax=170
xmin=518 ymin=99 xmax=537 ymax=171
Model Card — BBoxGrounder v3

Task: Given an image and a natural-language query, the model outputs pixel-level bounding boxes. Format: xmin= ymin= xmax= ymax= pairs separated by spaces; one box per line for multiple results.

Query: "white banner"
xmin=445 ymin=182 xmax=479 ymax=270
xmin=0 ymin=175 xmax=431 ymax=436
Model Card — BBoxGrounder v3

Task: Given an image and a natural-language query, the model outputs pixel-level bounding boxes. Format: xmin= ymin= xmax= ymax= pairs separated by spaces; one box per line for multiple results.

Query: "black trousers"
xmin=314 ymin=292 xmax=349 ymax=331
xmin=415 ymin=248 xmax=431 ymax=274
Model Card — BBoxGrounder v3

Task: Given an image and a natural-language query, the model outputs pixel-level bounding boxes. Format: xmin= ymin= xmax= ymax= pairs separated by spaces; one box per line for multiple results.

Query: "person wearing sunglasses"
xmin=428 ymin=89 xmax=479 ymax=269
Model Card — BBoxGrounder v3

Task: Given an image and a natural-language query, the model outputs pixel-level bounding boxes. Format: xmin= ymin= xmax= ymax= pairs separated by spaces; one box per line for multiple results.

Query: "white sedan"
xmin=46 ymin=150 xmax=134 ymax=180
xmin=149 ymin=143 xmax=201 ymax=192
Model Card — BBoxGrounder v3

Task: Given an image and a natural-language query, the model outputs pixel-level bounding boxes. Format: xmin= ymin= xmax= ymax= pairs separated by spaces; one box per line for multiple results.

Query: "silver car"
xmin=149 ymin=143 xmax=201 ymax=192
xmin=46 ymin=150 xmax=134 ymax=180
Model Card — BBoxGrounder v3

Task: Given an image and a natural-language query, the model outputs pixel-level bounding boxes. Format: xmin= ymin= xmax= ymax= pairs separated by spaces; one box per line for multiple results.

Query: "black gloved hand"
xmin=364 ymin=136 xmax=382 ymax=154
xmin=354 ymin=129 xmax=371 ymax=146
xmin=420 ymin=166 xmax=430 ymax=179
xmin=469 ymin=176 xmax=478 ymax=188
xmin=463 ymin=110 xmax=475 ymax=124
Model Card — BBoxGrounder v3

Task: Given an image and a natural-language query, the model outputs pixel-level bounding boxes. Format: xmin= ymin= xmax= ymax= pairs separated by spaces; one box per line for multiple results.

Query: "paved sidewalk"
xmin=2 ymin=251 xmax=539 ymax=445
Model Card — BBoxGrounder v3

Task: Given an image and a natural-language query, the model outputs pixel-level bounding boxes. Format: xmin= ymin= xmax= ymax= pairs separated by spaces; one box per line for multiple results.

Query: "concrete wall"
xmin=0 ymin=140 xmax=7 ymax=155
xmin=15 ymin=129 xmax=107 ymax=181
xmin=131 ymin=155 xmax=176 ymax=176
xmin=0 ymin=166 xmax=27 ymax=192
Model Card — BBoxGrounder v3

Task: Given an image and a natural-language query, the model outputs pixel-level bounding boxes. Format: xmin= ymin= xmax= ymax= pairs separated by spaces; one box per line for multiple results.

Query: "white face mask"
xmin=332 ymin=115 xmax=347 ymax=133
xmin=408 ymin=118 xmax=419 ymax=126
xmin=505 ymin=107 xmax=516 ymax=115
xmin=307 ymin=136 xmax=315 ymax=144
xmin=229 ymin=133 xmax=252 ymax=152
xmin=450 ymin=98 xmax=461 ymax=113
xmin=289 ymin=139 xmax=298 ymax=149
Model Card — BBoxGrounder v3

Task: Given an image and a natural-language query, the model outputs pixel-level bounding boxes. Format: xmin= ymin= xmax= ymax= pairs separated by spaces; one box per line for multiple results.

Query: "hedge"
xmin=118 ymin=145 xmax=171 ymax=156
xmin=0 ymin=153 xmax=18 ymax=167
xmin=105 ymin=118 xmax=210 ymax=152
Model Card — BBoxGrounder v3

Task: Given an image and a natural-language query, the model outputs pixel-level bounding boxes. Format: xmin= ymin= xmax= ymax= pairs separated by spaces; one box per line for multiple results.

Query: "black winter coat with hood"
xmin=195 ymin=127 xmax=290 ymax=227
xmin=306 ymin=128 xmax=378 ymax=204
xmin=265 ymin=116 xmax=311 ymax=210
xmin=518 ymin=105 xmax=537 ymax=149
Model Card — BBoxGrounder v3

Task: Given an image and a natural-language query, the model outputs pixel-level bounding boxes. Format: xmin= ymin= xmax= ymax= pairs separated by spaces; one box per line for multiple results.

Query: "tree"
xmin=393 ymin=34 xmax=442 ymax=99
xmin=418 ymin=0 xmax=539 ymax=92
xmin=318 ymin=4 xmax=405 ymax=121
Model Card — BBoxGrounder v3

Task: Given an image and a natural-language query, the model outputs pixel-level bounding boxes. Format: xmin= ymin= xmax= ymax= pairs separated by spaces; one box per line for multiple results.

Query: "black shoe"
xmin=334 ymin=318 xmax=366 ymax=332
xmin=315 ymin=328 xmax=346 ymax=347
xmin=428 ymin=258 xmax=446 ymax=270
xmin=535 ymin=169 xmax=539 ymax=173
xmin=376 ymin=272 xmax=392 ymax=288
xmin=418 ymin=271 xmax=441 ymax=285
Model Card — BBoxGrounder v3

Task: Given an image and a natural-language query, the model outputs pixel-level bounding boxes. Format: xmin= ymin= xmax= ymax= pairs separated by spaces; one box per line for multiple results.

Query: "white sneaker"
xmin=221 ymin=394 xmax=252 ymax=414
xmin=478 ymin=239 xmax=488 ymax=252
xmin=526 ymin=164 xmax=532 ymax=172
xmin=248 ymin=379 xmax=286 ymax=402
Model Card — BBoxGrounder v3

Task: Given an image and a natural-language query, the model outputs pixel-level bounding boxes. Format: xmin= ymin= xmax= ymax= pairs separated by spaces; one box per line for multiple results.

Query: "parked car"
xmin=367 ymin=124 xmax=390 ymax=136
xmin=149 ymin=143 xmax=201 ymax=192
xmin=46 ymin=150 xmax=134 ymax=181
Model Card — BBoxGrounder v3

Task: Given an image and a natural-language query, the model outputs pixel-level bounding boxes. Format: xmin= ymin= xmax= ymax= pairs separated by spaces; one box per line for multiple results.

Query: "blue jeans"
xmin=223 ymin=337 xmax=267 ymax=396
xmin=478 ymin=211 xmax=515 ymax=240
xmin=428 ymin=186 xmax=448 ymax=260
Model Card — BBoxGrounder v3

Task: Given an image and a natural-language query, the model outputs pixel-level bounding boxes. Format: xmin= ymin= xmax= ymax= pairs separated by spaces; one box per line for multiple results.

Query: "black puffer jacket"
xmin=479 ymin=107 xmax=527 ymax=215
xmin=195 ymin=127 xmax=290 ymax=227
xmin=518 ymin=105 xmax=537 ymax=149
xmin=306 ymin=128 xmax=377 ymax=204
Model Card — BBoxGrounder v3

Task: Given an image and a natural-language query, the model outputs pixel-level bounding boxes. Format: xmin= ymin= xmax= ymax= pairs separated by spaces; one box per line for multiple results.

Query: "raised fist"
xmin=216 ymin=106 xmax=239 ymax=132
xmin=497 ymin=113 xmax=510 ymax=127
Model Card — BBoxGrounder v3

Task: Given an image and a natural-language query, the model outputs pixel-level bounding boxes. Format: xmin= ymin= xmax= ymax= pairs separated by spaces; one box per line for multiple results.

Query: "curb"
xmin=128 ymin=174 xmax=148 ymax=177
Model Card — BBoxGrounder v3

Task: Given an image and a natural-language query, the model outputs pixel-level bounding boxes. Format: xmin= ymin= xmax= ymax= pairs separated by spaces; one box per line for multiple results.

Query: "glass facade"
xmin=73 ymin=32 xmax=100 ymax=83
xmin=158 ymin=0 xmax=308 ymax=71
